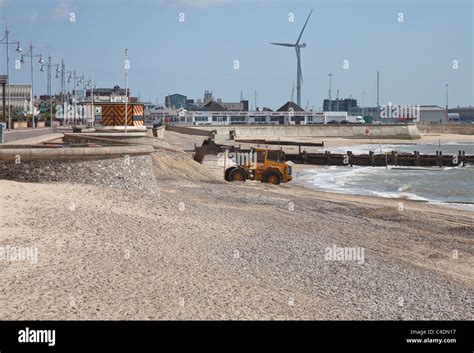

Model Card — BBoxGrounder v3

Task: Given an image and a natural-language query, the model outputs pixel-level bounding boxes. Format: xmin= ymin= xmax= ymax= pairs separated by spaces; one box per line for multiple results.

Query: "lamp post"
xmin=76 ymin=74 xmax=85 ymax=125
xmin=0 ymin=25 xmax=23 ymax=131
xmin=445 ymin=84 xmax=449 ymax=122
xmin=60 ymin=59 xmax=66 ymax=103
xmin=124 ymin=48 xmax=130 ymax=133
xmin=20 ymin=42 xmax=44 ymax=129
xmin=362 ymin=89 xmax=366 ymax=117
xmin=66 ymin=70 xmax=83 ymax=127
xmin=62 ymin=69 xmax=73 ymax=125
xmin=85 ymin=68 xmax=95 ymax=128
xmin=40 ymin=54 xmax=61 ymax=133
xmin=328 ymin=73 xmax=334 ymax=111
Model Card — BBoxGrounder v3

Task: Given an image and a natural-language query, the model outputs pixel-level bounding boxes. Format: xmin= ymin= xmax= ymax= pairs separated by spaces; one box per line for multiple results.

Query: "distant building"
xmin=323 ymin=98 xmax=357 ymax=112
xmin=219 ymin=100 xmax=249 ymax=111
xmin=419 ymin=105 xmax=447 ymax=124
xmin=349 ymin=106 xmax=379 ymax=118
xmin=39 ymin=94 xmax=62 ymax=101
xmin=167 ymin=90 xmax=250 ymax=112
xmin=449 ymin=106 xmax=474 ymax=122
xmin=165 ymin=93 xmax=187 ymax=109
xmin=201 ymin=100 xmax=226 ymax=111
xmin=277 ymin=101 xmax=305 ymax=124
xmin=188 ymin=101 xmax=325 ymax=126
xmin=85 ymin=85 xmax=132 ymax=103
xmin=144 ymin=104 xmax=168 ymax=125
xmin=203 ymin=90 xmax=213 ymax=105
xmin=200 ymin=90 xmax=249 ymax=111
xmin=184 ymin=99 xmax=199 ymax=111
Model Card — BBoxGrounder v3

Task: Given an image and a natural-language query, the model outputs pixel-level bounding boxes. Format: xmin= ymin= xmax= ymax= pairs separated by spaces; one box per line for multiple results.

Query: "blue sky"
xmin=1 ymin=0 xmax=472 ymax=110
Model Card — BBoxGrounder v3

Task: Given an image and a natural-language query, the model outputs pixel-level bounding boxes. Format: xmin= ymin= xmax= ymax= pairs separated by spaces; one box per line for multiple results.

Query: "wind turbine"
xmin=271 ymin=9 xmax=313 ymax=108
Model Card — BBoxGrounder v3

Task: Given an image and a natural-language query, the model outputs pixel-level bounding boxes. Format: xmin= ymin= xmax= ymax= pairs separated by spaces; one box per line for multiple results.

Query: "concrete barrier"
xmin=176 ymin=124 xmax=420 ymax=139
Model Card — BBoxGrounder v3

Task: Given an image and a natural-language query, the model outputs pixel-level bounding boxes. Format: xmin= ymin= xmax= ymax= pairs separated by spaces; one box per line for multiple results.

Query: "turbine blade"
xmin=271 ymin=42 xmax=295 ymax=47
xmin=296 ymin=9 xmax=313 ymax=45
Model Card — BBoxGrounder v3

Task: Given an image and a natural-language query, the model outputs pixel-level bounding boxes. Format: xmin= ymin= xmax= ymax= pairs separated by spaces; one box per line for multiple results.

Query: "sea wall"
xmin=180 ymin=124 xmax=420 ymax=139
xmin=417 ymin=124 xmax=474 ymax=135
xmin=0 ymin=145 xmax=154 ymax=161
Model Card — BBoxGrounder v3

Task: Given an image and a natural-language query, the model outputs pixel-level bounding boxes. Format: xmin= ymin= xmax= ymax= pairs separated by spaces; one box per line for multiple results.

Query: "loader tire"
xmin=229 ymin=168 xmax=246 ymax=182
xmin=263 ymin=170 xmax=282 ymax=185
xmin=224 ymin=167 xmax=236 ymax=181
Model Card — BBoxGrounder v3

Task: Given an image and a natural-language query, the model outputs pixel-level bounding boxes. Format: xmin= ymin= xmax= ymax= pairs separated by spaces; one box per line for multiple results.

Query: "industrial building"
xmin=449 ymin=106 xmax=474 ymax=122
xmin=323 ymin=98 xmax=357 ymax=112
xmin=349 ymin=106 xmax=379 ymax=119
xmin=418 ymin=105 xmax=447 ymax=124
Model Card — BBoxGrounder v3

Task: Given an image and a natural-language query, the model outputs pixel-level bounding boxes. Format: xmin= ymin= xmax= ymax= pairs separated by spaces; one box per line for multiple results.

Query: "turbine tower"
xmin=271 ymin=9 xmax=313 ymax=108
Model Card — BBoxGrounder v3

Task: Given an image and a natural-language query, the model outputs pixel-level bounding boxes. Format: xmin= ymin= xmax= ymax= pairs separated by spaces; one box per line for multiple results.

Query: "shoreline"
xmin=291 ymin=163 xmax=474 ymax=213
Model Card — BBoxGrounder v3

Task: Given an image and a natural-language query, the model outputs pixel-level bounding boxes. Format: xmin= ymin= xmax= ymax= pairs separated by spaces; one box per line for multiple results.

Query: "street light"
xmin=362 ymin=90 xmax=366 ymax=117
xmin=124 ymin=48 xmax=129 ymax=133
xmin=61 ymin=69 xmax=74 ymax=126
xmin=74 ymin=74 xmax=85 ymax=126
xmin=19 ymin=42 xmax=43 ymax=129
xmin=64 ymin=69 xmax=83 ymax=127
xmin=84 ymin=69 xmax=96 ymax=128
xmin=445 ymin=84 xmax=449 ymax=122
xmin=328 ymin=73 xmax=334 ymax=111
xmin=0 ymin=25 xmax=23 ymax=131
xmin=40 ymin=54 xmax=61 ymax=133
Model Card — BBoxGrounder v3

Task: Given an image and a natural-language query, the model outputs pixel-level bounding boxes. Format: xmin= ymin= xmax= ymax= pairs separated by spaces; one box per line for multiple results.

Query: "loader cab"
xmin=254 ymin=148 xmax=267 ymax=165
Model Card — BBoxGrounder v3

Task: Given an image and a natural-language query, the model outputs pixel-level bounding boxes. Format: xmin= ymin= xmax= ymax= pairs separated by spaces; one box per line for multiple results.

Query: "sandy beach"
xmin=0 ymin=131 xmax=473 ymax=320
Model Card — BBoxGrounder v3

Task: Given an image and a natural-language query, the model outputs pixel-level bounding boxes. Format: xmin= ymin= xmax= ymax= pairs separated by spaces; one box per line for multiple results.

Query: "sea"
xmin=297 ymin=143 xmax=474 ymax=211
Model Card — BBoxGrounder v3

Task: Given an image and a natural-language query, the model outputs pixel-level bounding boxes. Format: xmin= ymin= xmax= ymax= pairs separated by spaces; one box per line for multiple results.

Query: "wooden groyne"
xmin=280 ymin=150 xmax=473 ymax=167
